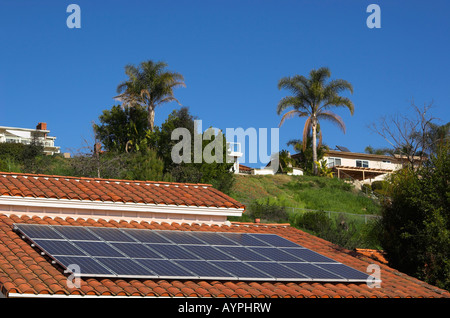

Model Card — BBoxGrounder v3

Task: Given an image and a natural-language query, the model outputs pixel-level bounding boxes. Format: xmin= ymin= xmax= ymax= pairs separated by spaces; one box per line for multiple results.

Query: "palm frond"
xmin=321 ymin=95 xmax=355 ymax=115
xmin=317 ymin=111 xmax=346 ymax=133
xmin=276 ymin=96 xmax=300 ymax=114
xmin=325 ymin=79 xmax=354 ymax=95
xmin=278 ymin=110 xmax=308 ymax=127
xmin=309 ymin=67 xmax=331 ymax=85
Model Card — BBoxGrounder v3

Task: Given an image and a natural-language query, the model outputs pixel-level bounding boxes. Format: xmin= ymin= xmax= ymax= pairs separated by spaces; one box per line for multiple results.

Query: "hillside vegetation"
xmin=229 ymin=174 xmax=381 ymax=215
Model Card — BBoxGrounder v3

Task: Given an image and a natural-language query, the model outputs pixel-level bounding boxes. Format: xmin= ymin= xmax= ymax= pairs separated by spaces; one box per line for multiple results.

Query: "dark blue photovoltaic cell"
xmin=110 ymin=242 xmax=163 ymax=259
xmin=182 ymin=245 xmax=234 ymax=260
xmin=53 ymin=226 xmax=100 ymax=241
xmin=281 ymin=263 xmax=342 ymax=280
xmin=136 ymin=259 xmax=193 ymax=277
xmin=221 ymin=233 xmax=270 ymax=246
xmin=252 ymin=247 xmax=301 ymax=262
xmin=211 ymin=261 xmax=271 ymax=279
xmin=220 ymin=246 xmax=269 ymax=261
xmin=247 ymin=262 xmax=309 ymax=279
xmin=316 ymin=263 xmax=370 ymax=281
xmin=249 ymin=234 xmax=301 ymax=247
xmin=15 ymin=224 xmax=63 ymax=240
xmin=175 ymin=260 xmax=235 ymax=278
xmin=56 ymin=256 xmax=113 ymax=276
xmin=123 ymin=229 xmax=171 ymax=243
xmin=190 ymin=232 xmax=239 ymax=246
xmin=281 ymin=248 xmax=338 ymax=263
xmin=88 ymin=227 xmax=135 ymax=242
xmin=33 ymin=239 xmax=85 ymax=256
xmin=97 ymin=258 xmax=153 ymax=276
xmin=159 ymin=231 xmax=205 ymax=245
xmin=145 ymin=244 xmax=199 ymax=260
xmin=73 ymin=241 xmax=124 ymax=257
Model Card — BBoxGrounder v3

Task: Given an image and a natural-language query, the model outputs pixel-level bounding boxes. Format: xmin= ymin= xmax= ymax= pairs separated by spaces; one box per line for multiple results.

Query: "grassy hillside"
xmin=229 ymin=174 xmax=381 ymax=215
xmin=229 ymin=174 xmax=383 ymax=249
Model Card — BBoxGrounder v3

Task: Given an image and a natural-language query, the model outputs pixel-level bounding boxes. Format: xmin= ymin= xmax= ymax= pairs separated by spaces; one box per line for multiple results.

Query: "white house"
xmin=0 ymin=122 xmax=60 ymax=155
xmin=228 ymin=143 xmax=303 ymax=176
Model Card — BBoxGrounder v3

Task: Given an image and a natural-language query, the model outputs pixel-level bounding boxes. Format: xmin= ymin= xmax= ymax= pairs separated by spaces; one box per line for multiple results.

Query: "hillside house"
xmin=0 ymin=122 xmax=60 ymax=155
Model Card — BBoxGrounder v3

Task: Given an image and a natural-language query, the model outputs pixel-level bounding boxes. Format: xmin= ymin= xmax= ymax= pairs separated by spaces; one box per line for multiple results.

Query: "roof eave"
xmin=0 ymin=195 xmax=245 ymax=217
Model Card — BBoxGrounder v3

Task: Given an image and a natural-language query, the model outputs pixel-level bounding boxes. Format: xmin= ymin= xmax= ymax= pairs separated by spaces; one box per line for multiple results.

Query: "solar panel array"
xmin=14 ymin=224 xmax=370 ymax=282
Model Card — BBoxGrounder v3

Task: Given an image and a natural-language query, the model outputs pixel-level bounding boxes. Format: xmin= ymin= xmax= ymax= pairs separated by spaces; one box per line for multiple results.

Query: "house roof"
xmin=238 ymin=164 xmax=253 ymax=172
xmin=323 ymin=150 xmax=395 ymax=161
xmin=1 ymin=213 xmax=449 ymax=298
xmin=0 ymin=172 xmax=244 ymax=210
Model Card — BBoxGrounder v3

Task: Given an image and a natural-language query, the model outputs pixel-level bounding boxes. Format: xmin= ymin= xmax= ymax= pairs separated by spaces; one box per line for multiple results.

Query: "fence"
xmin=243 ymin=201 xmax=381 ymax=225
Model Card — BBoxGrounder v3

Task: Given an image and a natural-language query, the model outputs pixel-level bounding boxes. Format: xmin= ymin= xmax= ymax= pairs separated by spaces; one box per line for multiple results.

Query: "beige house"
xmin=323 ymin=149 xmax=411 ymax=184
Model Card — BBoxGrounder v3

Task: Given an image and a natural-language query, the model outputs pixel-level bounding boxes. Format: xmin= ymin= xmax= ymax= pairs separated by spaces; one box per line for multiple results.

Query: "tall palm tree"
xmin=116 ymin=60 xmax=186 ymax=131
xmin=277 ymin=67 xmax=354 ymax=175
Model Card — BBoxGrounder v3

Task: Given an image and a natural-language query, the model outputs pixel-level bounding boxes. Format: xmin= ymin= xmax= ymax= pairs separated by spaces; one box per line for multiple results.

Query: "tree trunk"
xmin=148 ymin=104 xmax=155 ymax=132
xmin=312 ymin=117 xmax=318 ymax=175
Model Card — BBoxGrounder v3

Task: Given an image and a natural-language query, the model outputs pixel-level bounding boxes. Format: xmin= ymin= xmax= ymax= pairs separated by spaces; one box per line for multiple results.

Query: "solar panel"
xmin=14 ymin=223 xmax=372 ymax=283
xmin=137 ymin=259 xmax=193 ymax=278
xmin=33 ymin=239 xmax=85 ymax=256
xmin=174 ymin=260 xmax=234 ymax=279
xmin=336 ymin=145 xmax=351 ymax=152
xmin=110 ymin=242 xmax=163 ymax=259
xmin=53 ymin=226 xmax=100 ymax=241
xmin=56 ymin=256 xmax=114 ymax=276
xmin=96 ymin=257 xmax=153 ymax=277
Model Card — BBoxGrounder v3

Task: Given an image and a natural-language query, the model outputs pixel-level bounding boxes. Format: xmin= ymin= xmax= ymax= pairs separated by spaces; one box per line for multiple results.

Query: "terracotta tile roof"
xmin=0 ymin=172 xmax=244 ymax=209
xmin=238 ymin=164 xmax=253 ymax=172
xmin=1 ymin=213 xmax=449 ymax=298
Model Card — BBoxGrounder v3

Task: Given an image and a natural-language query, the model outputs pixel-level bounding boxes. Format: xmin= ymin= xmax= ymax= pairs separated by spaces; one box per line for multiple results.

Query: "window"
xmin=356 ymin=160 xmax=369 ymax=168
xmin=382 ymin=160 xmax=391 ymax=163
xmin=5 ymin=138 xmax=19 ymax=143
xmin=327 ymin=157 xmax=342 ymax=167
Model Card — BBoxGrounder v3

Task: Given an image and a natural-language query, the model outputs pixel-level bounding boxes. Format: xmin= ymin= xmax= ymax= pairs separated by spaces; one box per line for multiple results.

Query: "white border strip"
xmin=0 ymin=195 xmax=245 ymax=217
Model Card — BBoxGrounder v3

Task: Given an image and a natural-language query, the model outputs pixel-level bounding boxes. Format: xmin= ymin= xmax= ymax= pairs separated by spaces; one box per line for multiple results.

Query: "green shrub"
xmin=380 ymin=144 xmax=450 ymax=291
xmin=291 ymin=211 xmax=381 ymax=250
xmin=248 ymin=200 xmax=289 ymax=223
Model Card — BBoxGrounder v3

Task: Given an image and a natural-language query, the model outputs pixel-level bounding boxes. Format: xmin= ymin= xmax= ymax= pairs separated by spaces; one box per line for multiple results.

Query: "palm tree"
xmin=116 ymin=60 xmax=186 ymax=132
xmin=277 ymin=67 xmax=354 ymax=175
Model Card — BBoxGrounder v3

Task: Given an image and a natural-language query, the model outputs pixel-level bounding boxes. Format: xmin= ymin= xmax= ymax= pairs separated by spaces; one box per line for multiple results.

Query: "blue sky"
xmin=0 ymin=0 xmax=449 ymax=167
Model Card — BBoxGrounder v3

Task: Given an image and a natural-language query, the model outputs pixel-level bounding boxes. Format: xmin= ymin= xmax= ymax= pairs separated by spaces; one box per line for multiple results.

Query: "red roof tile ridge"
xmin=354 ymin=248 xmax=388 ymax=264
xmin=0 ymin=171 xmax=213 ymax=188
xmin=230 ymin=221 xmax=290 ymax=227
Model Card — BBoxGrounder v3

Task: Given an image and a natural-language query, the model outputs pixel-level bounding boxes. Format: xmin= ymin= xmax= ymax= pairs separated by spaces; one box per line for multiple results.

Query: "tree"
xmin=369 ymin=101 xmax=440 ymax=166
xmin=149 ymin=107 xmax=197 ymax=173
xmin=364 ymin=145 xmax=391 ymax=156
xmin=150 ymin=107 xmax=235 ymax=193
xmin=379 ymin=143 xmax=450 ymax=290
xmin=287 ymin=124 xmax=329 ymax=174
xmin=116 ymin=60 xmax=185 ymax=132
xmin=277 ymin=150 xmax=295 ymax=174
xmin=277 ymin=67 xmax=354 ymax=175
xmin=94 ymin=104 xmax=149 ymax=153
